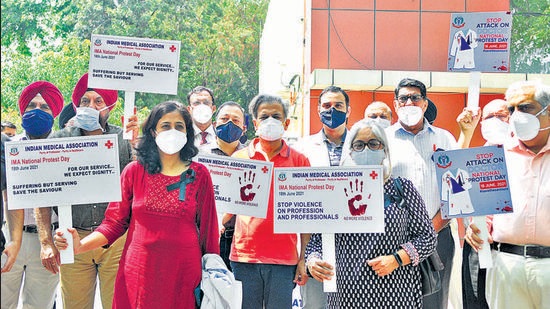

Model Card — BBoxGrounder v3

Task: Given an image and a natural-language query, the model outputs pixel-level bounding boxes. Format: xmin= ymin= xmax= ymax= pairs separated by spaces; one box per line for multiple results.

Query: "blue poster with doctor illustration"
xmin=433 ymin=145 xmax=513 ymax=219
xmin=447 ymin=11 xmax=512 ymax=72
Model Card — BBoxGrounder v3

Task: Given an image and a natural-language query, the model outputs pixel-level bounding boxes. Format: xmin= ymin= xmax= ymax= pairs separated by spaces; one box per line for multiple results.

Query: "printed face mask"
xmin=215 ymin=121 xmax=243 ymax=143
xmin=509 ymin=106 xmax=548 ymax=141
xmin=481 ymin=118 xmax=509 ymax=145
xmin=21 ymin=109 xmax=54 ymax=136
xmin=73 ymin=106 xmax=106 ymax=132
xmin=350 ymin=148 xmax=386 ymax=166
xmin=320 ymin=107 xmax=347 ymax=129
xmin=155 ymin=129 xmax=188 ymax=155
xmin=397 ymin=106 xmax=424 ymax=127
xmin=256 ymin=117 xmax=285 ymax=141
xmin=192 ymin=104 xmax=213 ymax=124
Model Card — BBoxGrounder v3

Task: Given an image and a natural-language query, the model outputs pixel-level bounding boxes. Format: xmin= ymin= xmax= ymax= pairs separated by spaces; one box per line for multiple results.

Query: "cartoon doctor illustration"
xmin=449 ymin=29 xmax=478 ymax=69
xmin=441 ymin=168 xmax=475 ymax=215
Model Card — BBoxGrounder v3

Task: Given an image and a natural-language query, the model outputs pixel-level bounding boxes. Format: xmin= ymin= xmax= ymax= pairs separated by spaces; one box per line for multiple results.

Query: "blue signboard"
xmin=448 ymin=12 xmax=512 ymax=72
xmin=434 ymin=145 xmax=513 ymax=219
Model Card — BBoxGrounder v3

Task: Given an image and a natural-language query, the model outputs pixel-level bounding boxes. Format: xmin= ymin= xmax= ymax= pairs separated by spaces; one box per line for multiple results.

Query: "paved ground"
xmin=12 ymin=222 xmax=464 ymax=309
xmin=13 ymin=278 xmax=103 ymax=309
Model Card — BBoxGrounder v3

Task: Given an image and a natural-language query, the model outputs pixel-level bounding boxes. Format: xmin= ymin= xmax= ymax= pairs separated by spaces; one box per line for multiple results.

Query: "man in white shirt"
xmin=385 ymin=78 xmax=457 ymax=309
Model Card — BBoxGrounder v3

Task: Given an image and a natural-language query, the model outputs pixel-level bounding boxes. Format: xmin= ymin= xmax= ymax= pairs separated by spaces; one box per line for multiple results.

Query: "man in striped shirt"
xmin=385 ymin=78 xmax=458 ymax=309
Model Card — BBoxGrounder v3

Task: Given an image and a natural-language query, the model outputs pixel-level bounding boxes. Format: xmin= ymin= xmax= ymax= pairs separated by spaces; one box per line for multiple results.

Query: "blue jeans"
xmin=231 ymin=261 xmax=296 ymax=309
xmin=301 ymin=277 xmax=327 ymax=309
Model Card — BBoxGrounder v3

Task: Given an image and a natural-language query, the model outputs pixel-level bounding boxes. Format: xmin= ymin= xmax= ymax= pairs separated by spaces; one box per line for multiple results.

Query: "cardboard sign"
xmin=5 ymin=135 xmax=121 ymax=209
xmin=196 ymin=154 xmax=273 ymax=218
xmin=434 ymin=145 xmax=513 ymax=219
xmin=273 ymin=166 xmax=384 ymax=233
xmin=447 ymin=12 xmax=512 ymax=72
xmin=88 ymin=34 xmax=180 ymax=94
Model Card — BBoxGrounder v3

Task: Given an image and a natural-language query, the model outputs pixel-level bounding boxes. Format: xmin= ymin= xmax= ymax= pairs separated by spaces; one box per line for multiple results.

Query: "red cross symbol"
xmin=369 ymin=170 xmax=378 ymax=180
xmin=105 ymin=140 xmax=114 ymax=149
xmin=169 ymin=45 xmax=177 ymax=52
xmin=261 ymin=166 xmax=269 ymax=174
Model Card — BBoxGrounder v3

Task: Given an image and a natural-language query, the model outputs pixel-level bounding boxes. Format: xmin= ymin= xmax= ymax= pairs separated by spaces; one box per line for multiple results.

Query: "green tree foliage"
xmin=510 ymin=0 xmax=550 ymax=73
xmin=1 ymin=0 xmax=269 ymax=134
xmin=1 ymin=0 xmax=79 ymax=55
xmin=1 ymin=38 xmax=90 ymax=130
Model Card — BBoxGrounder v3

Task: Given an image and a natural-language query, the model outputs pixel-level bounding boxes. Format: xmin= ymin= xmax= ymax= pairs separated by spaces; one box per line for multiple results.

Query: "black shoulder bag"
xmin=393 ymin=177 xmax=444 ymax=296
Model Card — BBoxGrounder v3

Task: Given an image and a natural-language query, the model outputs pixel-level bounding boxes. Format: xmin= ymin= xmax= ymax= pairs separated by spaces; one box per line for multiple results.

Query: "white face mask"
xmin=509 ymin=106 xmax=549 ymax=141
xmin=155 ymin=129 xmax=188 ymax=155
xmin=256 ymin=117 xmax=285 ymax=141
xmin=397 ymin=106 xmax=424 ymax=127
xmin=481 ymin=118 xmax=509 ymax=145
xmin=350 ymin=148 xmax=386 ymax=166
xmin=370 ymin=117 xmax=391 ymax=129
xmin=73 ymin=106 xmax=108 ymax=132
xmin=192 ymin=104 xmax=213 ymax=124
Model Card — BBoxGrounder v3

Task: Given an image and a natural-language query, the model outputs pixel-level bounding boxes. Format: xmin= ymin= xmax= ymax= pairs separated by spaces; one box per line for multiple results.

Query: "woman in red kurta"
xmin=54 ymin=101 xmax=219 ymax=308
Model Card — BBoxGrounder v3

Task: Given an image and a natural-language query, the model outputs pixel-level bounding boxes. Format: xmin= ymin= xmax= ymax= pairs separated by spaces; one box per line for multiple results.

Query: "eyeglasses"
xmin=397 ymin=94 xmax=424 ymax=104
xmin=507 ymin=104 xmax=547 ymax=116
xmin=351 ymin=139 xmax=384 ymax=151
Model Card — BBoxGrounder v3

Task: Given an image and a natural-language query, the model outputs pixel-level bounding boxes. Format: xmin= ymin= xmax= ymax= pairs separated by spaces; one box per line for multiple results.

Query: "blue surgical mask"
xmin=215 ymin=121 xmax=243 ymax=143
xmin=21 ymin=109 xmax=54 ymax=136
xmin=73 ymin=107 xmax=105 ymax=132
xmin=320 ymin=108 xmax=347 ymax=129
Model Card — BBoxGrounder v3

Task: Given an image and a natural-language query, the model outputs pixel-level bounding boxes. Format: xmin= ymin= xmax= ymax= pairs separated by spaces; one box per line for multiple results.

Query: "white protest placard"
xmin=273 ymin=166 xmax=384 ymax=233
xmin=88 ymin=34 xmax=181 ymax=139
xmin=4 ymin=135 xmax=122 ymax=209
xmin=321 ymin=233 xmax=337 ymax=292
xmin=467 ymin=71 xmax=481 ymax=115
xmin=196 ymin=154 xmax=273 ymax=218
xmin=88 ymin=34 xmax=180 ymax=95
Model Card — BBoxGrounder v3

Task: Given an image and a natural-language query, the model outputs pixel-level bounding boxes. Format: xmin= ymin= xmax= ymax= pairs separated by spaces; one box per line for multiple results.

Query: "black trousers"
xmin=0 ymin=230 xmax=5 ymax=253
xmin=461 ymin=242 xmax=489 ymax=309
xmin=423 ymin=225 xmax=454 ymax=309
xmin=219 ymin=229 xmax=234 ymax=271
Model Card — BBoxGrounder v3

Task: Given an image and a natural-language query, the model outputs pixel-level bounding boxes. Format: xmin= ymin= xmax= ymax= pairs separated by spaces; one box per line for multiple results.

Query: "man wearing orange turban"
xmin=71 ymin=73 xmax=119 ymax=110
xmin=1 ymin=81 xmax=64 ymax=309
xmin=68 ymin=73 xmax=119 ymax=133
xmin=34 ymin=72 xmax=134 ymax=309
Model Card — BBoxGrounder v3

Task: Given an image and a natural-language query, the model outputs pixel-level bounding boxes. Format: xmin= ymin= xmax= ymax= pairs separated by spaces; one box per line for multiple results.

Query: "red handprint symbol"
xmin=239 ymin=171 xmax=259 ymax=202
xmin=344 ymin=179 xmax=368 ymax=216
